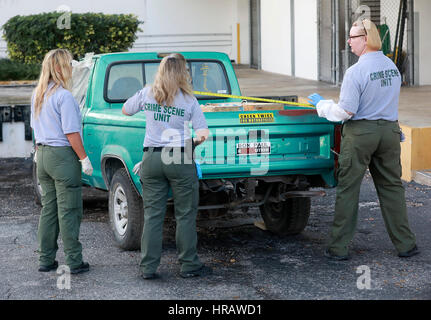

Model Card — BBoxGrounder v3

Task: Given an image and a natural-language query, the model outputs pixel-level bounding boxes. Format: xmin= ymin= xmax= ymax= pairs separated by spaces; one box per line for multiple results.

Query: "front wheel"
xmin=259 ymin=197 xmax=311 ymax=236
xmin=108 ymin=168 xmax=144 ymax=250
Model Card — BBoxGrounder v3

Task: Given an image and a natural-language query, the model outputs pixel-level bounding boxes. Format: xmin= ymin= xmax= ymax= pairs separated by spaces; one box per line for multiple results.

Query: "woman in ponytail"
xmin=31 ymin=49 xmax=93 ymax=274
xmin=123 ymin=53 xmax=211 ymax=280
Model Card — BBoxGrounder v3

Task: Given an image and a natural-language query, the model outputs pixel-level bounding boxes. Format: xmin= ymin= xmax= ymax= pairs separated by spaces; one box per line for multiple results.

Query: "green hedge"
xmin=2 ymin=12 xmax=142 ymax=64
xmin=0 ymin=58 xmax=40 ymax=81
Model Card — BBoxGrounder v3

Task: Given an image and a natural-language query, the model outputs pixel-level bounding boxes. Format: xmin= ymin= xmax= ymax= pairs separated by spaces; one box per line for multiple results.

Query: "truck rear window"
xmin=105 ymin=60 xmax=231 ymax=103
xmin=106 ymin=63 xmax=144 ymax=101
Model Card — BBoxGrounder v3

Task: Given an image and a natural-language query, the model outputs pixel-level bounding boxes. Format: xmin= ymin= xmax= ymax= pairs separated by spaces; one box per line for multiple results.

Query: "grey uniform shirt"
xmin=124 ymin=87 xmax=208 ymax=148
xmin=31 ymin=83 xmax=82 ymax=147
xmin=339 ymin=51 xmax=401 ymax=121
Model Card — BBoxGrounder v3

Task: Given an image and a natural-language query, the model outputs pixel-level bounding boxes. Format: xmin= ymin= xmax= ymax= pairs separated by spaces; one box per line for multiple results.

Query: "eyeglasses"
xmin=348 ymin=19 xmax=369 ymax=41
xmin=348 ymin=34 xmax=366 ymax=41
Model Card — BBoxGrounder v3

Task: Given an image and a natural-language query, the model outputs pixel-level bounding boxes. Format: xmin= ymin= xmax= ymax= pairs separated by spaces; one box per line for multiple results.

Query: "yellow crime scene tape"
xmin=193 ymin=91 xmax=315 ymax=109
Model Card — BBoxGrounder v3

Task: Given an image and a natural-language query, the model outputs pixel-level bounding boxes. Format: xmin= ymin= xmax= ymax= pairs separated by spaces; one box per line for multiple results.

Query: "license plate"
xmin=236 ymin=142 xmax=271 ymax=156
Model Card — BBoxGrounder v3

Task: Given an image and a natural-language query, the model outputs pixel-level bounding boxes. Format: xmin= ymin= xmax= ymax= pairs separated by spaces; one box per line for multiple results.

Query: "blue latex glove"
xmin=195 ymin=160 xmax=203 ymax=179
xmin=307 ymin=93 xmax=325 ymax=107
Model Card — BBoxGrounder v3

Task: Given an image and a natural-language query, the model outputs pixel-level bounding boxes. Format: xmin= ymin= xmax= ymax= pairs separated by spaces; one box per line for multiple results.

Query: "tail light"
xmin=278 ymin=109 xmax=317 ymax=117
xmin=332 ymin=124 xmax=342 ymax=180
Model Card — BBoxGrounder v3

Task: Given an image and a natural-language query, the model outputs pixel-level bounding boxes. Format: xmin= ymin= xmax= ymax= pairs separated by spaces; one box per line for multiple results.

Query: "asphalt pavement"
xmin=0 ymin=158 xmax=430 ymax=301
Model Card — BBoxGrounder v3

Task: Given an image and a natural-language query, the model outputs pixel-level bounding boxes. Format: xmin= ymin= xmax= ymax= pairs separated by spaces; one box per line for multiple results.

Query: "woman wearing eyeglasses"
xmin=307 ymin=19 xmax=418 ymax=260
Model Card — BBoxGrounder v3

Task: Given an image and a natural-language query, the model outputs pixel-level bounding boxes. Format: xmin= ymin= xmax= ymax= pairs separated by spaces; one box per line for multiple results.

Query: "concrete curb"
xmin=413 ymin=170 xmax=431 ymax=186
xmin=0 ymin=84 xmax=36 ymax=88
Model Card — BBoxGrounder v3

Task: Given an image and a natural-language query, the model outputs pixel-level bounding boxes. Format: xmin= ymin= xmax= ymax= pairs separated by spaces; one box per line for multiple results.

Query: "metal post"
xmin=335 ymin=0 xmax=340 ymax=85
xmin=344 ymin=0 xmax=351 ymax=80
xmin=317 ymin=0 xmax=321 ymax=81
xmin=332 ymin=0 xmax=336 ymax=84
xmin=407 ymin=0 xmax=415 ymax=86
xmin=397 ymin=0 xmax=408 ymax=71
xmin=249 ymin=0 xmax=253 ymax=68
xmin=237 ymin=23 xmax=241 ymax=65
xmin=290 ymin=0 xmax=296 ymax=77
xmin=249 ymin=0 xmax=262 ymax=70
xmin=393 ymin=0 xmax=403 ymax=63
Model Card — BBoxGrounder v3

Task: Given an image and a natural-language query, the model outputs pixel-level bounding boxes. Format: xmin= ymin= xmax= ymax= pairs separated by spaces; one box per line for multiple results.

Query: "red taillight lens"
xmin=278 ymin=110 xmax=317 ymax=117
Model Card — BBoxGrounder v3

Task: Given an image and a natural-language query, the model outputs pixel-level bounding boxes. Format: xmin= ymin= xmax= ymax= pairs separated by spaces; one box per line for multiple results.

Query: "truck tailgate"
xmin=195 ymin=109 xmax=336 ymax=179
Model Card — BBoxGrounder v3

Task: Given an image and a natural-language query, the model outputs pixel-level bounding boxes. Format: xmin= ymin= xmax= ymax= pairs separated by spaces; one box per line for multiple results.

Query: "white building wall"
xmin=0 ymin=0 xmax=250 ymax=63
xmin=261 ymin=0 xmax=292 ymax=76
xmin=260 ymin=0 xmax=318 ymax=80
xmin=0 ymin=0 xmax=250 ymax=158
xmin=294 ymin=0 xmax=318 ymax=80
xmin=0 ymin=123 xmax=33 ymax=158
xmin=414 ymin=0 xmax=431 ymax=85
xmin=236 ymin=0 xmax=251 ymax=65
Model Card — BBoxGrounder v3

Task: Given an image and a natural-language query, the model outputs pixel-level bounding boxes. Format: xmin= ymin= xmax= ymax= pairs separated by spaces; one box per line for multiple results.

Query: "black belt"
xmin=143 ymin=147 xmax=186 ymax=152
xmin=349 ymin=119 xmax=398 ymax=123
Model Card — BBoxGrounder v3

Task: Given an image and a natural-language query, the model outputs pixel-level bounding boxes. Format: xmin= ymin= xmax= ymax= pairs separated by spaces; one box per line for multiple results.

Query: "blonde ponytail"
xmin=353 ymin=19 xmax=382 ymax=51
xmin=33 ymin=49 xmax=73 ymax=118
xmin=152 ymin=53 xmax=193 ymax=106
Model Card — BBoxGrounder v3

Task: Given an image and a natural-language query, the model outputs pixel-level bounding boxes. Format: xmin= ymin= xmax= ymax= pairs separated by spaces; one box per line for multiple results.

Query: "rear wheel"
xmin=108 ymin=168 xmax=144 ymax=250
xmin=259 ymin=197 xmax=311 ymax=236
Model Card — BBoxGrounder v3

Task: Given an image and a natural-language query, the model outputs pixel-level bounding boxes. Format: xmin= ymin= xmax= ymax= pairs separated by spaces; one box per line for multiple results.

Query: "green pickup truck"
xmin=33 ymin=51 xmax=340 ymax=250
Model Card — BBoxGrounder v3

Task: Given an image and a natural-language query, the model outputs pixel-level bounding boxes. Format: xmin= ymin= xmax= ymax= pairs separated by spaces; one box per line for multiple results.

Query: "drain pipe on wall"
xmin=407 ymin=0 xmax=415 ymax=86
xmin=290 ymin=0 xmax=295 ymax=77
xmin=344 ymin=0 xmax=351 ymax=80
xmin=317 ymin=0 xmax=321 ymax=81
xmin=331 ymin=0 xmax=337 ymax=84
xmin=237 ymin=23 xmax=241 ymax=64
xmin=334 ymin=0 xmax=340 ymax=85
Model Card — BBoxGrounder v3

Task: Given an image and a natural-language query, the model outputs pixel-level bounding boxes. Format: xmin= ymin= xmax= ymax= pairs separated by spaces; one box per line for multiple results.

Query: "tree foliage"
xmin=2 ymin=12 xmax=142 ymax=64
xmin=0 ymin=59 xmax=40 ymax=81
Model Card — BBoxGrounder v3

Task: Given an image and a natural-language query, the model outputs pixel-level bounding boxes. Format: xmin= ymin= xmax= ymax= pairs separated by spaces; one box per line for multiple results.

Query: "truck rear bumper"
xmin=197 ymin=189 xmax=325 ymax=211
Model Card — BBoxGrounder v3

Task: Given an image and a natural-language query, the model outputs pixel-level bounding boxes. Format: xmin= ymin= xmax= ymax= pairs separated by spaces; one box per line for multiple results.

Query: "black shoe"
xmin=70 ymin=262 xmax=90 ymax=274
xmin=324 ymin=249 xmax=350 ymax=261
xmin=180 ymin=265 xmax=213 ymax=278
xmin=141 ymin=273 xmax=160 ymax=280
xmin=38 ymin=261 xmax=59 ymax=272
xmin=398 ymin=245 xmax=419 ymax=258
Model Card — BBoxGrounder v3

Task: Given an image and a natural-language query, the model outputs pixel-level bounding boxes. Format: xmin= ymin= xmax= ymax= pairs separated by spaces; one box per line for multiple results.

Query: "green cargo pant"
xmin=139 ymin=148 xmax=202 ymax=274
xmin=37 ymin=145 xmax=84 ymax=269
xmin=327 ymin=120 xmax=416 ymax=256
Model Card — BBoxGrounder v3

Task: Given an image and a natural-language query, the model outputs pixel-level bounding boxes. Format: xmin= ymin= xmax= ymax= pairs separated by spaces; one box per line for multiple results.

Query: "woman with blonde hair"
xmin=307 ymin=18 xmax=418 ymax=260
xmin=123 ymin=53 xmax=211 ymax=279
xmin=31 ymin=48 xmax=93 ymax=274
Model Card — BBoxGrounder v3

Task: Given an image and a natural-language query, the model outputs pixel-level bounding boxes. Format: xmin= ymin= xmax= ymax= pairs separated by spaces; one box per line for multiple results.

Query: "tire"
xmin=108 ymin=168 xmax=144 ymax=250
xmin=259 ymin=197 xmax=311 ymax=236
xmin=32 ymin=157 xmax=42 ymax=206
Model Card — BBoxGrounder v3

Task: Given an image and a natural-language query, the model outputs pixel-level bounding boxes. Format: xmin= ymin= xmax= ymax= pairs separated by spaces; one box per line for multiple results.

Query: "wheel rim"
xmin=267 ymin=202 xmax=284 ymax=222
xmin=113 ymin=185 xmax=128 ymax=237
